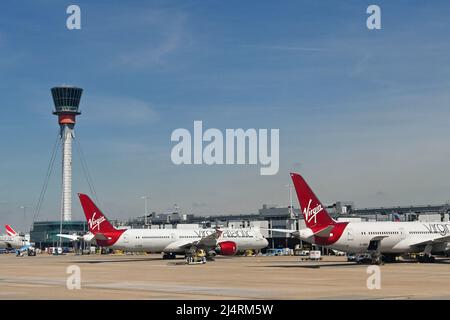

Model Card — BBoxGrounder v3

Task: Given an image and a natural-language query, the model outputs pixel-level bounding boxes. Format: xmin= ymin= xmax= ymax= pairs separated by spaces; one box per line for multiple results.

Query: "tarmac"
xmin=0 ymin=253 xmax=449 ymax=299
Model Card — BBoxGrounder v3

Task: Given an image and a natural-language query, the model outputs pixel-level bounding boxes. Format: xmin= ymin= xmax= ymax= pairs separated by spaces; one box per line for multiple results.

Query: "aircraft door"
xmin=123 ymin=234 xmax=129 ymax=243
xmin=399 ymin=227 xmax=406 ymax=240
xmin=347 ymin=228 xmax=354 ymax=241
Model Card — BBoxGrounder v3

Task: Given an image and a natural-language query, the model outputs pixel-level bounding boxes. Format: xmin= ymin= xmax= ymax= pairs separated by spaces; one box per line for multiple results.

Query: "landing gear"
xmin=417 ymin=254 xmax=435 ymax=263
xmin=205 ymin=252 xmax=216 ymax=261
xmin=367 ymin=240 xmax=384 ymax=265
xmin=417 ymin=244 xmax=436 ymax=263
xmin=371 ymin=254 xmax=384 ymax=265
xmin=162 ymin=253 xmax=176 ymax=260
xmin=381 ymin=254 xmax=397 ymax=263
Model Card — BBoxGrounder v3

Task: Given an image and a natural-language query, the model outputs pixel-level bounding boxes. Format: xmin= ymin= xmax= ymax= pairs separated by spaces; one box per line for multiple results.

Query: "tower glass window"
xmin=51 ymin=86 xmax=83 ymax=113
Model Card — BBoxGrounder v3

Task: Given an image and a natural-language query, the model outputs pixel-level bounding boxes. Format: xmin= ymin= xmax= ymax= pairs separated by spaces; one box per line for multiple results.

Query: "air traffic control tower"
xmin=51 ymin=86 xmax=83 ymax=221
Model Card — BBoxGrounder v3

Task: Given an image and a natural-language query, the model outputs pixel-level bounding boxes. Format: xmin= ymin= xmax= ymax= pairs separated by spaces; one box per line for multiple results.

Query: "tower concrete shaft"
xmin=51 ymin=86 xmax=83 ymax=222
xmin=61 ymin=124 xmax=74 ymax=221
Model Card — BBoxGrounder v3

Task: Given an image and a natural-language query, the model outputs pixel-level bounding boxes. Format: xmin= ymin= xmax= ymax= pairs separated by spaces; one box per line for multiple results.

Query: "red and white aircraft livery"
xmin=0 ymin=225 xmax=30 ymax=250
xmin=5 ymin=224 xmax=17 ymax=237
xmin=277 ymin=173 xmax=450 ymax=264
xmin=78 ymin=193 xmax=268 ymax=259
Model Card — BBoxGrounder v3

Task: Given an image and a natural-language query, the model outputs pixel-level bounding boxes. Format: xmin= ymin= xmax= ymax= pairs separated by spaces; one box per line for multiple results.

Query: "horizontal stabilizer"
xmin=94 ymin=233 xmax=110 ymax=241
xmin=313 ymin=225 xmax=334 ymax=238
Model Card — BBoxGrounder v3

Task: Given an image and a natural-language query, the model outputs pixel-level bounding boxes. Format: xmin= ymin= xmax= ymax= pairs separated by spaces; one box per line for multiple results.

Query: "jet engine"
xmin=215 ymin=241 xmax=237 ymax=255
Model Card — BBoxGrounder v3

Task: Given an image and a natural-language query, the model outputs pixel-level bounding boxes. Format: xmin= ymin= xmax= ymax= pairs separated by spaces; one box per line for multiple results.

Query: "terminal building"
xmin=30 ymin=221 xmax=87 ymax=248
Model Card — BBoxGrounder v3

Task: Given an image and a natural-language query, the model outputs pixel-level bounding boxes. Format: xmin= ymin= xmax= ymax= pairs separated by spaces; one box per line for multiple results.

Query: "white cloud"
xmin=82 ymin=95 xmax=159 ymax=126
xmin=239 ymin=44 xmax=326 ymax=52
xmin=115 ymin=12 xmax=188 ymax=68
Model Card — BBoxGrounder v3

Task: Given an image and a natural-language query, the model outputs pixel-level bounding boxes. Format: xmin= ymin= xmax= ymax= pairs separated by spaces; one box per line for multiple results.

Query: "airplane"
xmin=271 ymin=173 xmax=450 ymax=264
xmin=0 ymin=224 xmax=31 ymax=251
xmin=77 ymin=193 xmax=268 ymax=261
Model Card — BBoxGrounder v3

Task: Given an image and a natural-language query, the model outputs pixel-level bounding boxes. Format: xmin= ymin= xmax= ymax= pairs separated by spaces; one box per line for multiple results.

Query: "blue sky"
xmin=1 ymin=1 xmax=450 ymax=231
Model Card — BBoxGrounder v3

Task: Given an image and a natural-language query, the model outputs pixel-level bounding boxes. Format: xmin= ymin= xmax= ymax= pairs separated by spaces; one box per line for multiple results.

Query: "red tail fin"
xmin=5 ymin=224 xmax=17 ymax=236
xmin=290 ymin=173 xmax=336 ymax=231
xmin=78 ymin=193 xmax=117 ymax=234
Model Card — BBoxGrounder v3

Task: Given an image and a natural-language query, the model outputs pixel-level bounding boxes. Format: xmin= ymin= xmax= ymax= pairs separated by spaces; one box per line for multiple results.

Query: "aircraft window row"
xmin=409 ymin=231 xmax=434 ymax=234
xmin=176 ymin=235 xmax=255 ymax=238
xmin=223 ymin=235 xmax=254 ymax=238
xmin=363 ymin=231 xmax=400 ymax=235
xmin=140 ymin=236 xmax=171 ymax=239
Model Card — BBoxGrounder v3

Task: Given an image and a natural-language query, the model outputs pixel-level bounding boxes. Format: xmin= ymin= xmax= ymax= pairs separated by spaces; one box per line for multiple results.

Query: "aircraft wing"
xmin=164 ymin=229 xmax=223 ymax=252
xmin=314 ymin=225 xmax=334 ymax=238
xmin=409 ymin=235 xmax=450 ymax=247
xmin=194 ymin=229 xmax=223 ymax=248
xmin=369 ymin=236 xmax=389 ymax=241
xmin=184 ymin=229 xmax=223 ymax=249
xmin=93 ymin=233 xmax=110 ymax=241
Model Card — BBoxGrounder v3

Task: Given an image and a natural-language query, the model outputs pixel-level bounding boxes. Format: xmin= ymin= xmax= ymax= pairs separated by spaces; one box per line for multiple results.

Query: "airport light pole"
xmin=141 ymin=195 xmax=150 ymax=227
xmin=285 ymin=184 xmax=294 ymax=219
xmin=285 ymin=184 xmax=299 ymax=250
xmin=19 ymin=205 xmax=27 ymax=219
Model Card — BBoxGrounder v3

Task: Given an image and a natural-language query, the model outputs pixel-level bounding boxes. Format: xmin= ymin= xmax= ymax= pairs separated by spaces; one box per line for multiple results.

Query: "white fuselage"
xmin=105 ymin=228 xmax=268 ymax=253
xmin=0 ymin=235 xmax=28 ymax=250
xmin=305 ymin=221 xmax=450 ymax=254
